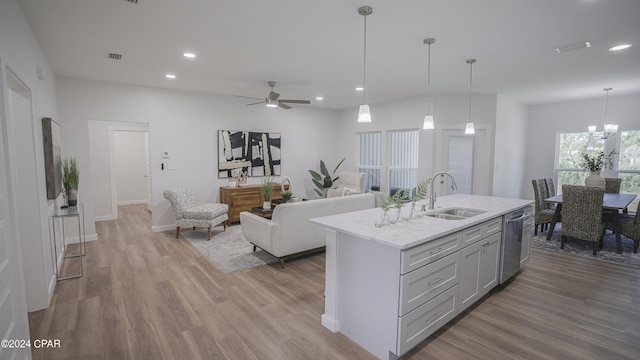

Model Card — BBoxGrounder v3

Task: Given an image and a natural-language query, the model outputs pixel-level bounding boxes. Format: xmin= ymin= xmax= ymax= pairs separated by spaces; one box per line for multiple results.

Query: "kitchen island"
xmin=310 ymin=194 xmax=533 ymax=360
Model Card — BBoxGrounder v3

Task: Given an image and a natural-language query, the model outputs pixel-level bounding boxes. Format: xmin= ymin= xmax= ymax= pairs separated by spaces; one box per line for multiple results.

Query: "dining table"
xmin=545 ymin=192 xmax=637 ymax=254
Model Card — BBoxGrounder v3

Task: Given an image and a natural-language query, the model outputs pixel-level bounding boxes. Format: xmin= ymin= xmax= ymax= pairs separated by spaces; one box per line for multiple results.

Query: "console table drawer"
xmin=399 ymin=252 xmax=460 ymax=316
xmin=401 ymin=232 xmax=461 ymax=275
xmin=397 ymin=284 xmax=459 ymax=356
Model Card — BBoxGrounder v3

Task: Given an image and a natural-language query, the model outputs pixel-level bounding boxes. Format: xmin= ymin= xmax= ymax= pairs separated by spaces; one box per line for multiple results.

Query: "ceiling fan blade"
xmin=233 ymin=95 xmax=263 ymax=100
xmin=278 ymin=102 xmax=292 ymax=109
xmin=246 ymin=101 xmax=265 ymax=106
xmin=279 ymin=99 xmax=311 ymax=104
xmin=268 ymin=91 xmax=280 ymax=101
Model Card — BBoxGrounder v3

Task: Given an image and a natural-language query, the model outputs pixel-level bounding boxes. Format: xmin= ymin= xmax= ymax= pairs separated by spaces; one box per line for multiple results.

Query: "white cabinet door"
xmin=458 ymin=232 xmax=501 ymax=312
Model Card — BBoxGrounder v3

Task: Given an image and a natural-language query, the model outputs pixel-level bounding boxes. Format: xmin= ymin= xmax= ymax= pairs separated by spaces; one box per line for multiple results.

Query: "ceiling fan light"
xmin=358 ymin=104 xmax=372 ymax=123
xmin=266 ymin=98 xmax=278 ymax=107
xmin=422 ymin=115 xmax=435 ymax=130
xmin=465 ymin=122 xmax=475 ymax=135
xmin=588 ymin=125 xmax=597 ymax=133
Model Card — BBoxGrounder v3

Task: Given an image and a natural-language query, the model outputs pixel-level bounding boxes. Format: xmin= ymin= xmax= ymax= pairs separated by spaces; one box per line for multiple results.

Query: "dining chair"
xmin=532 ymin=178 xmax=556 ymax=235
xmin=604 ymin=202 xmax=640 ymax=253
xmin=604 ymin=178 xmax=621 ymax=193
xmin=560 ymin=185 xmax=605 ymax=255
xmin=545 ymin=177 xmax=556 ymax=198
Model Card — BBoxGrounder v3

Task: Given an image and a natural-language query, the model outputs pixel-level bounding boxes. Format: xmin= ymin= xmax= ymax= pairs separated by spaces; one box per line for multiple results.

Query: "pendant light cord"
xmin=468 ymin=61 xmax=473 ymax=122
xmin=427 ymin=41 xmax=431 ymax=114
xmin=362 ymin=13 xmax=367 ymax=105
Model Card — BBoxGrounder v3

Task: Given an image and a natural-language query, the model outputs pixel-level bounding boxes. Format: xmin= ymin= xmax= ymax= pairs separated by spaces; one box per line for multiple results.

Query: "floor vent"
xmin=107 ymin=52 xmax=123 ymax=60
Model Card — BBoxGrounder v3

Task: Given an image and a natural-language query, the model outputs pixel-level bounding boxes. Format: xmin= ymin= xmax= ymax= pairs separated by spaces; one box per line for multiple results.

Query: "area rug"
xmin=531 ymin=224 xmax=640 ymax=269
xmin=181 ymin=225 xmax=277 ymax=274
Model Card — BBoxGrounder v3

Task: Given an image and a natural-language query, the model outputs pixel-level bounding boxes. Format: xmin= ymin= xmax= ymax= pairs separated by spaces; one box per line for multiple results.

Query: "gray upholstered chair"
xmin=605 ymin=202 xmax=640 ymax=253
xmin=604 ymin=177 xmax=621 ymax=193
xmin=532 ymin=178 xmax=556 ymax=235
xmin=163 ymin=186 xmax=228 ymax=240
xmin=560 ymin=185 xmax=605 ymax=255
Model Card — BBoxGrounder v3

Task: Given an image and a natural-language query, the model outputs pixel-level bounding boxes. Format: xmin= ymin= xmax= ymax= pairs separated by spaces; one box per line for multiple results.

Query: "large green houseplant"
xmin=308 ymin=157 xmax=346 ymax=198
xmin=62 ymin=157 xmax=79 ymax=206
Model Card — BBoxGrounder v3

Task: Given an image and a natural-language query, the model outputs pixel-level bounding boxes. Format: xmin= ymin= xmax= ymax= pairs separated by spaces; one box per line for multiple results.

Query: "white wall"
xmin=334 ymin=93 xmax=499 ymax=194
xmin=114 ymin=131 xmax=148 ymax=205
xmin=55 ymin=77 xmax=340 ymax=231
xmin=494 ymin=95 xmax=528 ymax=198
xmin=1 ymin=0 xmax=58 ymax=312
xmin=523 ymin=93 xmax=640 ymax=199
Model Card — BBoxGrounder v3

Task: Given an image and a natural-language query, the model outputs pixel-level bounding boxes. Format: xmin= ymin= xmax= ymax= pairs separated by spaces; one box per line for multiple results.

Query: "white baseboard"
xmin=152 ymin=224 xmax=176 ymax=233
xmin=117 ymin=200 xmax=148 ymax=206
xmin=95 ymin=214 xmax=117 ymax=221
xmin=64 ymin=233 xmax=98 ymax=245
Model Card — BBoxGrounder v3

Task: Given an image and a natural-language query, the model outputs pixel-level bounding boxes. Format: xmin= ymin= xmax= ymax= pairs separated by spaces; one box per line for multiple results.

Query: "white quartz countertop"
xmin=310 ymin=194 xmax=533 ymax=250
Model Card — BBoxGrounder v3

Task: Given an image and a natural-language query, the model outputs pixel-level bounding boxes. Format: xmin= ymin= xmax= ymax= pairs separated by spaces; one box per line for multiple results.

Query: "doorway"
xmin=436 ymin=128 xmax=491 ymax=196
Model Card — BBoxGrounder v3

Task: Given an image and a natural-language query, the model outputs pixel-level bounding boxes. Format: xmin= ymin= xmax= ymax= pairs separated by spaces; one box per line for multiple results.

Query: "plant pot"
xmin=263 ymin=201 xmax=271 ymax=210
xmin=68 ymin=189 xmax=78 ymax=206
xmin=585 ymin=171 xmax=605 ymax=187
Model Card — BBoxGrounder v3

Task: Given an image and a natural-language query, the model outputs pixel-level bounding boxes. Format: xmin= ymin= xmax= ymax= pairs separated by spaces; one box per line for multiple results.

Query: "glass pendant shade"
xmin=588 ymin=125 xmax=597 ymax=133
xmin=422 ymin=115 xmax=435 ymax=129
xmin=464 ymin=122 xmax=475 ymax=135
xmin=358 ymin=104 xmax=372 ymax=123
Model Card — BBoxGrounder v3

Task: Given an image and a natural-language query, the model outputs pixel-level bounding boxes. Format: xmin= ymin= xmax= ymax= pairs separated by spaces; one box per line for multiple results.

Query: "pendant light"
xmin=422 ymin=38 xmax=436 ymax=130
xmin=357 ymin=6 xmax=373 ymax=123
xmin=588 ymin=88 xmax=618 ymax=139
xmin=465 ymin=58 xmax=476 ymax=135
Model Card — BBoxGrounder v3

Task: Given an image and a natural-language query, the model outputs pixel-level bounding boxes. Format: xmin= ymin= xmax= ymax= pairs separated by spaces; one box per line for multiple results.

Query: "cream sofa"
xmin=240 ymin=193 xmax=376 ymax=268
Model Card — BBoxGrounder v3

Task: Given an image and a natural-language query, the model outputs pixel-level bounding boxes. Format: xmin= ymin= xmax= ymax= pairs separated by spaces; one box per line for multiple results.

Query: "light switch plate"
xmin=162 ymin=151 xmax=170 ymax=159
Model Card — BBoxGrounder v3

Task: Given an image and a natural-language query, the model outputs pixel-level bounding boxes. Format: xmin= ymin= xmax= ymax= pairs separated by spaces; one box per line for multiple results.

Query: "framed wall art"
xmin=42 ymin=117 xmax=62 ymax=199
xmin=218 ymin=130 xmax=281 ymax=178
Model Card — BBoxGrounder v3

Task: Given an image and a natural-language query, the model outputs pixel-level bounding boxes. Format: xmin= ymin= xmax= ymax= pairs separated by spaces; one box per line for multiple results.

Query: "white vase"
xmin=68 ymin=189 xmax=78 ymax=206
xmin=263 ymin=201 xmax=271 ymax=210
xmin=585 ymin=171 xmax=605 ymax=187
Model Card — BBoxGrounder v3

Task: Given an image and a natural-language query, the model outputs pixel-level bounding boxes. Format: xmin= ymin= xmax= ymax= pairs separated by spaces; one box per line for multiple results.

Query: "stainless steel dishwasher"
xmin=499 ymin=207 xmax=529 ymax=283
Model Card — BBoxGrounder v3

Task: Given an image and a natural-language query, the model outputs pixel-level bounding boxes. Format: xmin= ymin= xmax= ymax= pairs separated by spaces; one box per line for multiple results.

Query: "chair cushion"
xmin=184 ymin=203 xmax=228 ymax=220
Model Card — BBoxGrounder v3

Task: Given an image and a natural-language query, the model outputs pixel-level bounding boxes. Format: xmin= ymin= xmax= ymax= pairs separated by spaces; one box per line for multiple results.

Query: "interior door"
xmin=437 ymin=128 xmax=491 ymax=196
xmin=145 ymin=131 xmax=152 ymax=212
xmin=0 ymin=63 xmax=31 ymax=360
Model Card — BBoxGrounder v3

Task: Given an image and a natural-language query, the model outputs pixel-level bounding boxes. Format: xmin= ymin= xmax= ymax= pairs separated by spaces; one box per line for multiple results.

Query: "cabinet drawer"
xmin=397 ymin=284 xmax=459 ymax=356
xmin=461 ymin=217 xmax=502 ymax=247
xmin=401 ymin=232 xmax=461 ymax=274
xmin=399 ymin=252 xmax=460 ymax=316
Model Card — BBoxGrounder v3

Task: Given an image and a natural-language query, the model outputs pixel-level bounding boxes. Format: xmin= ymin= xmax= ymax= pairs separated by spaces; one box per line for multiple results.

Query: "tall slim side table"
xmin=50 ymin=204 xmax=86 ymax=280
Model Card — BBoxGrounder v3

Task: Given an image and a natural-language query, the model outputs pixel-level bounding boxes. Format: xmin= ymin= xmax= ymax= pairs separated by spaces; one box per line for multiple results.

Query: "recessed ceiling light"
xmin=165 ymin=74 xmax=176 ymax=79
xmin=609 ymin=44 xmax=632 ymax=51
xmin=355 ymin=87 xmax=364 ymax=91
xmin=183 ymin=52 xmax=196 ymax=58
xmin=316 ymin=96 xmax=324 ymax=100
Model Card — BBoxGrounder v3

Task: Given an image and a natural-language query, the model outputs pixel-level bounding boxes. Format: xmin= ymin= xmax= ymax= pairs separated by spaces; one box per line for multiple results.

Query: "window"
xmin=388 ymin=129 xmax=419 ymax=195
xmin=618 ymin=130 xmax=640 ymax=211
xmin=356 ymin=132 xmax=381 ymax=192
xmin=555 ymin=129 xmax=640 ymax=210
xmin=555 ymin=131 xmax=604 ymax=190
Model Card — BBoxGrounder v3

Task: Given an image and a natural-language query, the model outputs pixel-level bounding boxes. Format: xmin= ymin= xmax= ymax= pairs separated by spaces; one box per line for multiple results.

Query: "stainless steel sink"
xmin=426 ymin=207 xmax=486 ymax=220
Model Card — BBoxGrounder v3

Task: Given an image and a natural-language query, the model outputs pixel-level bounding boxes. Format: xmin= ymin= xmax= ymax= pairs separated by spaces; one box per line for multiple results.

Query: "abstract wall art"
xmin=42 ymin=117 xmax=62 ymax=199
xmin=218 ymin=130 xmax=281 ymax=178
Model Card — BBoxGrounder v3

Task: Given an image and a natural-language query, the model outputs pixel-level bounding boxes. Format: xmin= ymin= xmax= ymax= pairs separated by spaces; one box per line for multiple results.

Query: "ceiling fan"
xmin=235 ymin=81 xmax=311 ymax=109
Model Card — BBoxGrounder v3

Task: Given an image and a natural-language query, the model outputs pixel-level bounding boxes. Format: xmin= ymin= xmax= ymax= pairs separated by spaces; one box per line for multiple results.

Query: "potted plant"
xmin=261 ymin=176 xmax=274 ymax=209
xmin=308 ymin=157 xmax=345 ymax=198
xmin=281 ymin=189 xmax=292 ymax=202
xmin=580 ymin=151 xmax=605 ymax=187
xmin=62 ymin=157 xmax=80 ymax=206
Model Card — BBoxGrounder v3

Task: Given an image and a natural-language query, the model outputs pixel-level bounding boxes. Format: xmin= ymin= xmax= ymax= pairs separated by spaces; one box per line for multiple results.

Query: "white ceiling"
xmin=18 ymin=0 xmax=640 ymax=110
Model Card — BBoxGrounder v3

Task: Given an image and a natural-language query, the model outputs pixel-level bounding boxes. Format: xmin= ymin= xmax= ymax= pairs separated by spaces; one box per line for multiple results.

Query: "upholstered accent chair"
xmin=604 ymin=177 xmax=622 ymax=193
xmin=605 ymin=202 xmax=640 ymax=253
xmin=532 ymin=178 xmax=556 ymax=235
xmin=560 ymin=185 xmax=605 ymax=255
xmin=163 ymin=186 xmax=228 ymax=240
xmin=326 ymin=172 xmax=367 ymax=198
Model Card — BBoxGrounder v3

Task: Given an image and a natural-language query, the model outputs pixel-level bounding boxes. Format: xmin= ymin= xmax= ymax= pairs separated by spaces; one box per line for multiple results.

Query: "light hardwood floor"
xmin=29 ymin=204 xmax=640 ymax=359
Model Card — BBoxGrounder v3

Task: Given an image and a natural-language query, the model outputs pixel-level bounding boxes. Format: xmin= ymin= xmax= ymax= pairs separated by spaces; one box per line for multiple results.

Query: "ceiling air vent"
xmin=555 ymin=41 xmax=591 ymax=53
xmin=107 ymin=52 xmax=123 ymax=60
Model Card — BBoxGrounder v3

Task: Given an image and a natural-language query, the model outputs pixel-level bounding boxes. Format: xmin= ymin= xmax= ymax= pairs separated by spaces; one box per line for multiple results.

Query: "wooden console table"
xmin=220 ymin=183 xmax=287 ymax=223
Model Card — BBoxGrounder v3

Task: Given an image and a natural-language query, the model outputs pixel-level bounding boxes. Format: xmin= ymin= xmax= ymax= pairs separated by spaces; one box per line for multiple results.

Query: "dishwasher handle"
xmin=506 ymin=214 xmax=526 ymax=223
